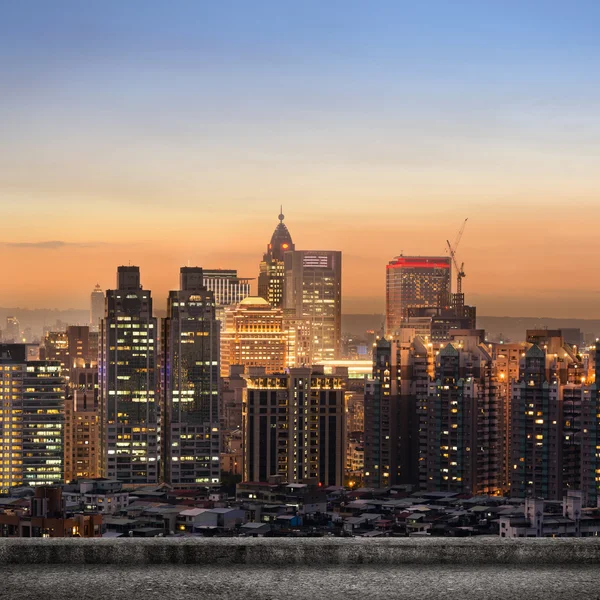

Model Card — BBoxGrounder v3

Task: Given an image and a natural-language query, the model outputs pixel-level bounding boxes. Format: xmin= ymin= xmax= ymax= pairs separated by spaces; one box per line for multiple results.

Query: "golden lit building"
xmin=64 ymin=395 xmax=100 ymax=483
xmin=220 ymin=297 xmax=287 ymax=378
xmin=0 ymin=344 xmax=65 ymax=494
xmin=257 ymin=209 xmax=294 ymax=309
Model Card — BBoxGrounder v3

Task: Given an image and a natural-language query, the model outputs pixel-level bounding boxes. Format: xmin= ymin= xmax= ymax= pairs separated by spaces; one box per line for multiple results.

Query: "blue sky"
xmin=1 ymin=1 xmax=599 ymax=315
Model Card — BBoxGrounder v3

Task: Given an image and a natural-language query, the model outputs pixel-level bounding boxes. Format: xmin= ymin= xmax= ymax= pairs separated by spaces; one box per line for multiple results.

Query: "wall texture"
xmin=2 ymin=538 xmax=600 ymax=565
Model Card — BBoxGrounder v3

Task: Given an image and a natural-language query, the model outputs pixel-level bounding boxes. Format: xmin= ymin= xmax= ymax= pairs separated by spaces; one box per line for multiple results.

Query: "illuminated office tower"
xmin=99 ymin=266 xmax=159 ymax=484
xmin=90 ymin=284 xmax=105 ymax=332
xmin=162 ymin=267 xmax=221 ymax=486
xmin=220 ymin=297 xmax=287 ymax=378
xmin=0 ymin=344 xmax=65 ymax=493
xmin=64 ymin=397 xmax=100 ymax=483
xmin=243 ymin=366 xmax=347 ymax=486
xmin=65 ymin=356 xmax=99 ymax=483
xmin=203 ymin=269 xmax=252 ymax=327
xmin=258 ymin=209 xmax=294 ymax=308
xmin=385 ymin=256 xmax=452 ymax=336
xmin=42 ymin=331 xmax=69 ymax=377
xmin=284 ymin=250 xmax=342 ymax=363
xmin=284 ymin=317 xmax=312 ymax=368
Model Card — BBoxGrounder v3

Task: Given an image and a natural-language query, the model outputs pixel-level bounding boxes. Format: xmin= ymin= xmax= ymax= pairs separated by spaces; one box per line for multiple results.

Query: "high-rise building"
xmin=404 ymin=304 xmax=477 ymax=343
xmin=162 ymin=267 xmax=221 ymax=486
xmin=2 ymin=317 xmax=21 ymax=344
xmin=99 ymin=266 xmax=159 ymax=484
xmin=66 ymin=325 xmax=97 ymax=377
xmin=258 ymin=209 xmax=294 ymax=308
xmin=284 ymin=317 xmax=312 ymax=368
xmin=243 ymin=366 xmax=347 ymax=486
xmin=492 ymin=341 xmax=526 ymax=493
xmin=284 ymin=250 xmax=342 ymax=362
xmin=364 ymin=334 xmax=432 ymax=489
xmin=64 ymin=396 xmax=100 ymax=483
xmin=220 ymin=297 xmax=287 ymax=378
xmin=221 ymin=365 xmax=246 ymax=432
xmin=65 ymin=358 xmax=99 ymax=483
xmin=3 ymin=317 xmax=20 ymax=343
xmin=0 ymin=344 xmax=65 ymax=493
xmin=419 ymin=335 xmax=504 ymax=495
xmin=203 ymin=269 xmax=252 ymax=327
xmin=385 ymin=256 xmax=452 ymax=336
xmin=90 ymin=284 xmax=105 ymax=332
xmin=41 ymin=331 xmax=69 ymax=376
xmin=509 ymin=338 xmax=600 ymax=502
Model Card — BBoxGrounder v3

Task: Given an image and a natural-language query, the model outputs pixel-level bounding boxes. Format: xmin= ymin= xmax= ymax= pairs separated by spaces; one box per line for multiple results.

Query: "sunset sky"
xmin=1 ymin=1 xmax=599 ymax=317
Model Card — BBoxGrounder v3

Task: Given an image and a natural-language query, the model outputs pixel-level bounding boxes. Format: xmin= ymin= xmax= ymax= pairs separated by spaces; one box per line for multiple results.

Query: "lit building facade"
xmin=258 ymin=209 xmax=294 ymax=308
xmin=386 ymin=256 xmax=452 ymax=336
xmin=64 ymin=397 xmax=100 ymax=483
xmin=99 ymin=266 xmax=159 ymax=484
xmin=203 ymin=269 xmax=252 ymax=327
xmin=284 ymin=250 xmax=342 ymax=362
xmin=0 ymin=344 xmax=65 ymax=493
xmin=64 ymin=358 xmax=99 ymax=484
xmin=243 ymin=366 xmax=347 ymax=487
xmin=220 ymin=297 xmax=287 ymax=378
xmin=42 ymin=331 xmax=69 ymax=376
xmin=162 ymin=267 xmax=221 ymax=486
xmin=90 ymin=284 xmax=105 ymax=332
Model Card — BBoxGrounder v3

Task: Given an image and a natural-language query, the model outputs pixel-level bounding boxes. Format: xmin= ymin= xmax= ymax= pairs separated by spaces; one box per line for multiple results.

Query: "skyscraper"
xmin=508 ymin=337 xmax=599 ymax=502
xmin=243 ymin=365 xmax=347 ymax=486
xmin=99 ymin=266 xmax=159 ymax=484
xmin=162 ymin=267 xmax=221 ymax=486
xmin=419 ymin=335 xmax=503 ymax=495
xmin=203 ymin=269 xmax=252 ymax=328
xmin=284 ymin=250 xmax=342 ymax=362
xmin=3 ymin=317 xmax=20 ymax=343
xmin=364 ymin=334 xmax=432 ymax=489
xmin=385 ymin=256 xmax=452 ymax=336
xmin=0 ymin=344 xmax=65 ymax=493
xmin=90 ymin=284 xmax=105 ymax=332
xmin=64 ymin=396 xmax=100 ymax=484
xmin=258 ymin=209 xmax=294 ymax=308
xmin=220 ymin=297 xmax=287 ymax=378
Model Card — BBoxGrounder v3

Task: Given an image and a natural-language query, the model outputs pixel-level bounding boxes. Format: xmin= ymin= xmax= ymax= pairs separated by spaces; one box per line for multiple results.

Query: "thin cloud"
xmin=2 ymin=241 xmax=104 ymax=249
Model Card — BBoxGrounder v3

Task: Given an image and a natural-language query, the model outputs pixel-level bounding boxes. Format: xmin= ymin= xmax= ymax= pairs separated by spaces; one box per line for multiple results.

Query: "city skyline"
xmin=1 ymin=205 xmax=599 ymax=319
xmin=2 ymin=2 xmax=600 ymax=318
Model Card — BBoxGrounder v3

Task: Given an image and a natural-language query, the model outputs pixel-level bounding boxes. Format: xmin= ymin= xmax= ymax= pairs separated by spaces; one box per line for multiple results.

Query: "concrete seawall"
xmin=2 ymin=538 xmax=600 ymax=565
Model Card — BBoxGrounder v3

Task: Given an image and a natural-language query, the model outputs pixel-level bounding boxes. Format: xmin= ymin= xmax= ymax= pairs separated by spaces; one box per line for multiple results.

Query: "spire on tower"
xmin=279 ymin=205 xmax=284 ymax=222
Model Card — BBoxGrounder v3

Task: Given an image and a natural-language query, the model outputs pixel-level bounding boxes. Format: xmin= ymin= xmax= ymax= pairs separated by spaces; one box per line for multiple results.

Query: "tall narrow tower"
xmin=162 ymin=267 xmax=221 ymax=486
xmin=99 ymin=266 xmax=159 ymax=483
xmin=258 ymin=208 xmax=294 ymax=308
xmin=90 ymin=284 xmax=105 ymax=332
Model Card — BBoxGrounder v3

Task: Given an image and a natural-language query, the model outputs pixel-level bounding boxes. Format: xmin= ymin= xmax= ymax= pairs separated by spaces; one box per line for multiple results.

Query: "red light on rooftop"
xmin=387 ymin=257 xmax=450 ymax=269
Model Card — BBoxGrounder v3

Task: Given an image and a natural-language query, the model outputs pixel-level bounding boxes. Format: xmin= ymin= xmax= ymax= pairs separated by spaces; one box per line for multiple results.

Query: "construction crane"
xmin=446 ymin=218 xmax=468 ymax=294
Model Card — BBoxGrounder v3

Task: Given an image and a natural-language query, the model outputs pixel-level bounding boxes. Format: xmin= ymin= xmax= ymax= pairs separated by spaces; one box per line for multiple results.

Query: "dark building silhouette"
xmin=162 ymin=267 xmax=221 ymax=486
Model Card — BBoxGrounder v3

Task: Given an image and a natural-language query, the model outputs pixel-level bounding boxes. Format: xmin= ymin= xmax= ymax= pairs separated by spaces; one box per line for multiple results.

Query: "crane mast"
xmin=446 ymin=218 xmax=468 ymax=296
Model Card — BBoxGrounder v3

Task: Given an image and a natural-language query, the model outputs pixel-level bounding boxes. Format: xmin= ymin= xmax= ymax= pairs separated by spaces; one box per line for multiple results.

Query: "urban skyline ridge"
xmin=2 ymin=213 xmax=600 ymax=320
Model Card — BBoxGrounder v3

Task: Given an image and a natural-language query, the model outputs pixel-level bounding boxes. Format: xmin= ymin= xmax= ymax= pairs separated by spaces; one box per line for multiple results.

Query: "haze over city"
xmin=2 ymin=1 xmax=600 ymax=317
